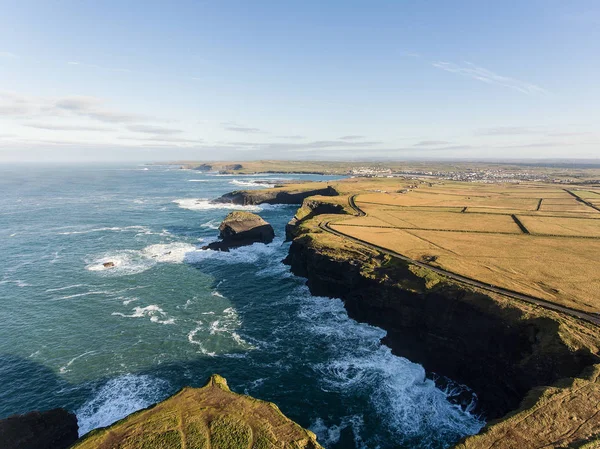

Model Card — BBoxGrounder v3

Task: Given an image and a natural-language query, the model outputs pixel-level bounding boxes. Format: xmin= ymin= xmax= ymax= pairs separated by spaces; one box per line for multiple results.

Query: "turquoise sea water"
xmin=0 ymin=165 xmax=483 ymax=448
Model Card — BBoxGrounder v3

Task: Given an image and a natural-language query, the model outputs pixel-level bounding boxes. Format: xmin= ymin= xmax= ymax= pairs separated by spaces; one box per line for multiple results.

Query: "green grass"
xmin=209 ymin=416 xmax=253 ymax=449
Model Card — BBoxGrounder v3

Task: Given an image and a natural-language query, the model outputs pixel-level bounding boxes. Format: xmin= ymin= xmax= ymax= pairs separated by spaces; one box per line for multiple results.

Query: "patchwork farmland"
xmin=324 ymin=181 xmax=600 ymax=314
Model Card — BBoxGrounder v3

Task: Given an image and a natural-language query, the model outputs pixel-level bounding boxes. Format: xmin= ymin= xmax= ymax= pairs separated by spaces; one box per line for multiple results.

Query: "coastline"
xmin=217 ymin=181 xmax=600 ymax=448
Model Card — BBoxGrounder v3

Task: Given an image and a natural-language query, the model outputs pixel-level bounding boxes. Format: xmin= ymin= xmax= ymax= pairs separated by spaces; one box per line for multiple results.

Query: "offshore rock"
xmin=0 ymin=408 xmax=79 ymax=449
xmin=72 ymin=374 xmax=323 ymax=449
xmin=213 ymin=185 xmax=338 ymax=205
xmin=203 ymin=211 xmax=274 ymax=251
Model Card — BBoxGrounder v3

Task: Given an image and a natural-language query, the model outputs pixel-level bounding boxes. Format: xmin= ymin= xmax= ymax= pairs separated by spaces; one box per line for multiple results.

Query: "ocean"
xmin=0 ymin=164 xmax=484 ymax=448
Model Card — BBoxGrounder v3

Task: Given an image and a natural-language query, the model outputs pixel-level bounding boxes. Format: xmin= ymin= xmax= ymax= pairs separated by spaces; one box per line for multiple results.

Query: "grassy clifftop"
xmin=275 ymin=177 xmax=600 ymax=447
xmin=72 ymin=374 xmax=322 ymax=449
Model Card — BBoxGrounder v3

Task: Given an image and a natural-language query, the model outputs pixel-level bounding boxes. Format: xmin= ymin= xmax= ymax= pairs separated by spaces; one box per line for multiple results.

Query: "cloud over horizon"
xmin=432 ymin=61 xmax=547 ymax=95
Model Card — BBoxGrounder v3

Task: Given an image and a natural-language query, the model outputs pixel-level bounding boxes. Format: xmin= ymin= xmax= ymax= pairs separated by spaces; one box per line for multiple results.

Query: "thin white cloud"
xmin=24 ymin=122 xmax=114 ymax=132
xmin=67 ymin=61 xmax=131 ymax=73
xmin=226 ymin=139 xmax=383 ymax=152
xmin=339 ymin=135 xmax=365 ymax=141
xmin=127 ymin=124 xmax=183 ymax=135
xmin=413 ymin=140 xmax=451 ymax=147
xmin=276 ymin=135 xmax=305 ymax=140
xmin=52 ymin=95 xmax=156 ymax=123
xmin=476 ymin=126 xmax=540 ymax=136
xmin=119 ymin=136 xmax=203 ymax=144
xmin=432 ymin=61 xmax=547 ymax=95
xmin=0 ymin=51 xmax=17 ymax=58
xmin=221 ymin=121 xmax=265 ymax=134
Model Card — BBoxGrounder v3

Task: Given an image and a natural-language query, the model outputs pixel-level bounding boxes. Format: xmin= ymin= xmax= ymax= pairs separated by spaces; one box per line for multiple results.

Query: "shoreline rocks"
xmin=203 ymin=211 xmax=274 ymax=251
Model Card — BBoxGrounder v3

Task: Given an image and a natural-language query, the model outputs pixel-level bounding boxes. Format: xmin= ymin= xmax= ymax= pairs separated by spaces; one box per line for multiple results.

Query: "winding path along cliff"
xmin=216 ymin=178 xmax=600 ymax=448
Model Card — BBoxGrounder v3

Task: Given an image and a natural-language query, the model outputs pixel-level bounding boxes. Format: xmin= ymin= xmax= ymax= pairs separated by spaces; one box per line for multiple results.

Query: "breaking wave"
xmin=200 ymin=219 xmax=220 ymax=230
xmin=58 ymin=226 xmax=150 ymax=235
xmin=112 ymin=304 xmax=176 ymax=325
xmin=173 ymin=198 xmax=262 ymax=211
xmin=187 ymin=306 xmax=254 ymax=356
xmin=299 ymin=290 xmax=485 ymax=446
xmin=230 ymin=179 xmax=276 ymax=188
xmin=76 ymin=374 xmax=170 ymax=436
xmin=85 ymin=242 xmax=198 ymax=275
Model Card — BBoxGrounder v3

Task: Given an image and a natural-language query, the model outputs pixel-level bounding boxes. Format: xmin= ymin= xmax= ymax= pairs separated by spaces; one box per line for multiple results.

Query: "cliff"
xmin=0 ymin=408 xmax=78 ymax=449
xmin=273 ymin=183 xmax=600 ymax=447
xmin=213 ymin=185 xmax=338 ymax=205
xmin=455 ymin=364 xmax=600 ymax=448
xmin=203 ymin=211 xmax=275 ymax=251
xmin=72 ymin=374 xmax=323 ymax=449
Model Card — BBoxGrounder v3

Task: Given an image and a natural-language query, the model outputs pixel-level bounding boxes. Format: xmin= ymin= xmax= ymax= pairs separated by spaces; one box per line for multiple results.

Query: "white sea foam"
xmin=76 ymin=374 xmax=170 ymax=436
xmin=45 ymin=284 xmax=85 ymax=293
xmin=299 ymin=291 xmax=484 ymax=444
xmin=187 ymin=323 xmax=216 ymax=356
xmin=311 ymin=415 xmax=365 ymax=448
xmin=59 ymin=350 xmax=97 ymax=374
xmin=112 ymin=305 xmax=176 ymax=325
xmin=142 ymin=243 xmax=197 ymax=263
xmin=211 ymin=291 xmax=224 ymax=298
xmin=200 ymin=219 xmax=220 ymax=230
xmin=187 ymin=306 xmax=254 ymax=355
xmin=185 ymin=239 xmax=281 ymax=265
xmin=230 ymin=179 xmax=275 ymax=188
xmin=86 ymin=242 xmax=198 ymax=275
xmin=58 ymin=225 xmax=150 ymax=235
xmin=56 ymin=290 xmax=112 ymax=300
xmin=0 ymin=279 xmax=31 ymax=287
xmin=243 ymin=377 xmax=267 ymax=394
xmin=173 ymin=198 xmax=262 ymax=211
xmin=188 ymin=179 xmax=209 ymax=182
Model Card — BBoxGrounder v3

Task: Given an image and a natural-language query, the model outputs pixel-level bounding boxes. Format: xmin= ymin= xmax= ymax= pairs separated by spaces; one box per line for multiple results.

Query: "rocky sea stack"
xmin=203 ymin=211 xmax=275 ymax=251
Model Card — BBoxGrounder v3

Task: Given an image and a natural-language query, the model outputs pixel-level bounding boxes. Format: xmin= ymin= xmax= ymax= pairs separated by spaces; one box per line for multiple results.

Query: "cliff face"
xmin=72 ymin=374 xmax=323 ymax=449
xmin=456 ymin=364 xmax=600 ymax=449
xmin=286 ymin=197 xmax=348 ymax=240
xmin=0 ymin=408 xmax=79 ymax=449
xmin=213 ymin=186 xmax=338 ymax=205
xmin=284 ymin=233 xmax=599 ymax=420
xmin=204 ymin=211 xmax=275 ymax=251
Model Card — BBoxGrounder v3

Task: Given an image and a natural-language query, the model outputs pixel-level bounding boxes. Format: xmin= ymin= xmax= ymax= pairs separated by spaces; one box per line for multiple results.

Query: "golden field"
xmin=317 ymin=179 xmax=600 ymax=313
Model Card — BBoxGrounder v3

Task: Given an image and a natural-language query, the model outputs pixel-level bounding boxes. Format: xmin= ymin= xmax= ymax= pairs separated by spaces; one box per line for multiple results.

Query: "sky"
xmin=1 ymin=0 xmax=599 ymax=162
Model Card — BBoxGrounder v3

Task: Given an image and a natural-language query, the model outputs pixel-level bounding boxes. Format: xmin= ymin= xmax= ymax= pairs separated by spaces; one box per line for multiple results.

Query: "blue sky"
xmin=1 ymin=0 xmax=599 ymax=162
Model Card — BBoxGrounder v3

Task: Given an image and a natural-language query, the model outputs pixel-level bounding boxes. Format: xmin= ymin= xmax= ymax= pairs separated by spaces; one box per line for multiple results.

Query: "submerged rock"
xmin=203 ymin=211 xmax=275 ymax=251
xmin=0 ymin=408 xmax=79 ymax=449
xmin=102 ymin=261 xmax=115 ymax=268
xmin=72 ymin=374 xmax=323 ymax=449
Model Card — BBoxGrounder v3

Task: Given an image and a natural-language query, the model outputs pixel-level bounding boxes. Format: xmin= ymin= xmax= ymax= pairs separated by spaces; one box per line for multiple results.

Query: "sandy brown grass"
xmin=309 ymin=179 xmax=600 ymax=313
xmin=518 ymin=215 xmax=600 ymax=237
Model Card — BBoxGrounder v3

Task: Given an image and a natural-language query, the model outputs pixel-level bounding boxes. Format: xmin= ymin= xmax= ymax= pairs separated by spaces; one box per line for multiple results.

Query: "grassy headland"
xmin=72 ymin=374 xmax=322 ymax=449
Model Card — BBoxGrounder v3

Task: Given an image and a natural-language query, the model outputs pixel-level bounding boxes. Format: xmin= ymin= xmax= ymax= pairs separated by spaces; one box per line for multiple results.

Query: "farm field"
xmin=322 ymin=179 xmax=600 ymax=313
